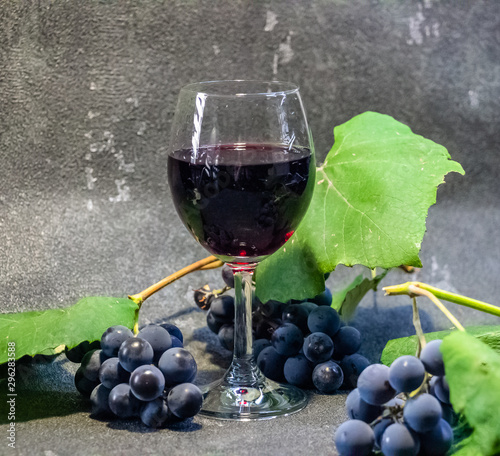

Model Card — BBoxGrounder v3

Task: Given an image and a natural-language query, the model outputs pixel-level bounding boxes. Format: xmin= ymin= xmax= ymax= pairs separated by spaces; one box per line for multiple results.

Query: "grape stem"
xmin=383 ymin=281 xmax=500 ymax=320
xmin=128 ymin=256 xmax=223 ymax=306
xmin=411 ymin=297 xmax=426 ymax=355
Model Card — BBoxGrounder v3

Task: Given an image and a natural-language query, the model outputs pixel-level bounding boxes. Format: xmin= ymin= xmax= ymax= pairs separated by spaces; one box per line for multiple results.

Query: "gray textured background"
xmin=1 ymin=1 xmax=499 ymax=455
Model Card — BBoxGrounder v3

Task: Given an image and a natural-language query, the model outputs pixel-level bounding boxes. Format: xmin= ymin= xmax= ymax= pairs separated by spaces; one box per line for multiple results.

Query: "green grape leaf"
xmin=255 ymin=111 xmax=464 ymax=303
xmin=441 ymin=331 xmax=500 ymax=456
xmin=380 ymin=325 xmax=500 ymax=366
xmin=0 ymin=297 xmax=139 ymax=364
xmin=331 ymin=269 xmax=388 ymax=321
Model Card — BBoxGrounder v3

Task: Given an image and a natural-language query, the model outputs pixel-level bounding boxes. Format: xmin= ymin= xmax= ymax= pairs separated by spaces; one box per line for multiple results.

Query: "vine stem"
xmin=411 ymin=297 xmax=426 ymax=355
xmin=383 ymin=281 xmax=500 ymax=319
xmin=128 ymin=256 xmax=223 ymax=306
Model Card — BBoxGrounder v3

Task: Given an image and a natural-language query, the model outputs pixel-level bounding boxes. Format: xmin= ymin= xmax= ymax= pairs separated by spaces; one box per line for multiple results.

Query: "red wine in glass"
xmin=168 ymin=143 xmax=313 ymax=262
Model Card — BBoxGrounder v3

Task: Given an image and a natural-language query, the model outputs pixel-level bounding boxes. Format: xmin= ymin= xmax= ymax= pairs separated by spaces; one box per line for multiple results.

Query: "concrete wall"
xmin=1 ymin=0 xmax=499 ymax=314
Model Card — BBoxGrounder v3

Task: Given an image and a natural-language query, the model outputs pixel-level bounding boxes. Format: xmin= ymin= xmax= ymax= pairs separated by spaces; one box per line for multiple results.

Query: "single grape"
xmin=137 ymin=325 xmax=173 ymax=363
xmin=221 ymin=265 xmax=235 ymax=288
xmin=158 ymin=347 xmax=197 ymax=387
xmin=118 ymin=337 xmax=154 ymax=372
xmin=99 ymin=357 xmax=130 ymax=389
xmin=140 ymin=397 xmax=170 ymax=428
xmin=218 ymin=324 xmax=235 ymax=351
xmin=380 ymin=423 xmax=420 ymax=456
xmin=252 ymin=338 xmax=272 ymax=360
xmin=74 ymin=367 xmax=100 ymax=398
xmin=419 ymin=418 xmax=453 ymax=456
xmin=65 ymin=340 xmax=101 ymax=363
xmin=373 ymin=418 xmax=393 ymax=450
xmin=282 ymin=304 xmax=309 ymax=334
xmin=160 ymin=323 xmax=184 ymax=343
xmin=129 ymin=364 xmax=165 ymax=401
xmin=206 ymin=309 xmax=226 ymax=334
xmin=210 ymin=295 xmax=235 ymax=320
xmin=100 ymin=325 xmax=134 ymax=358
xmin=357 ymin=364 xmax=396 ymax=405
xmin=420 ymin=339 xmax=445 ymax=376
xmin=284 ymin=354 xmax=314 ymax=388
xmin=311 ymin=287 xmax=333 ymax=307
xmin=340 ymin=354 xmax=371 ymax=389
xmin=388 ymin=355 xmax=426 ymax=393
xmin=256 ymin=346 xmax=287 ymax=382
xmin=210 ymin=295 xmax=234 ymax=321
xmin=334 ymin=419 xmax=375 ymax=456
xmin=170 ymin=335 xmax=184 ymax=348
xmin=432 ymin=376 xmax=450 ymax=405
xmin=303 ymin=332 xmax=334 ymax=363
xmin=403 ymin=393 xmax=442 ymax=433
xmin=307 ymin=306 xmax=341 ymax=338
xmin=345 ymin=388 xmax=383 ymax=423
xmin=271 ymin=322 xmax=303 ymax=356
xmin=81 ymin=349 xmax=104 ymax=382
xmin=333 ymin=326 xmax=361 ymax=357
xmin=108 ymin=383 xmax=143 ymax=418
xmin=313 ymin=361 xmax=343 ymax=393
xmin=167 ymin=383 xmax=203 ymax=419
xmin=90 ymin=384 xmax=112 ymax=417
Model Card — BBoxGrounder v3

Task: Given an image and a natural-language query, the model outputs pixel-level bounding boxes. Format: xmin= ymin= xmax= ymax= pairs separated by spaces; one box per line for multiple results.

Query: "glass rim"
xmin=179 ymin=80 xmax=300 ymax=97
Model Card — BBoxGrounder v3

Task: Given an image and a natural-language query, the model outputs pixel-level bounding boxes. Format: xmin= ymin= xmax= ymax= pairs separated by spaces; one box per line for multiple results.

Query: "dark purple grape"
xmin=140 ymin=397 xmax=170 ymax=428
xmin=403 ymin=393 xmax=442 ymax=433
xmin=221 ymin=265 xmax=235 ymax=288
xmin=284 ymin=354 xmax=314 ymax=388
xmin=340 ymin=354 xmax=371 ymax=389
xmin=99 ymin=357 xmax=130 ymax=389
xmin=357 ymin=364 xmax=396 ymax=405
xmin=100 ymin=325 xmax=134 ymax=358
xmin=81 ymin=349 xmax=104 ymax=382
xmin=108 ymin=383 xmax=143 ymax=418
xmin=160 ymin=323 xmax=184 ymax=343
xmin=307 ymin=306 xmax=340 ymax=338
xmin=282 ymin=304 xmax=309 ymax=334
xmin=271 ymin=322 xmax=303 ymax=356
xmin=158 ymin=348 xmax=197 ymax=387
xmin=335 ymin=419 xmax=375 ymax=456
xmin=310 ymin=287 xmax=332 ymax=306
xmin=75 ymin=367 xmax=100 ymax=398
xmin=419 ymin=418 xmax=453 ymax=455
xmin=420 ymin=340 xmax=445 ymax=376
xmin=256 ymin=346 xmax=287 ymax=382
xmin=130 ymin=364 xmax=165 ymax=401
xmin=118 ymin=337 xmax=154 ymax=373
xmin=388 ymin=355 xmax=425 ymax=393
xmin=380 ymin=423 xmax=420 ymax=456
xmin=65 ymin=340 xmax=101 ymax=363
xmin=137 ymin=325 xmax=172 ymax=364
xmin=252 ymin=338 xmax=272 ymax=360
xmin=167 ymin=383 xmax=203 ymax=419
xmin=312 ymin=361 xmax=343 ymax=393
xmin=210 ymin=295 xmax=235 ymax=320
xmin=218 ymin=324 xmax=235 ymax=351
xmin=333 ymin=326 xmax=361 ymax=357
xmin=303 ymin=332 xmax=334 ymax=363
xmin=345 ymin=388 xmax=382 ymax=423
xmin=90 ymin=384 xmax=112 ymax=417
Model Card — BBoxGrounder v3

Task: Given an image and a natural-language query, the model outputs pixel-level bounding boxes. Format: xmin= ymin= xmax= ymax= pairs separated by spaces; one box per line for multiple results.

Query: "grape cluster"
xmin=334 ymin=339 xmax=455 ymax=456
xmin=201 ymin=266 xmax=370 ymax=394
xmin=67 ymin=323 xmax=203 ymax=428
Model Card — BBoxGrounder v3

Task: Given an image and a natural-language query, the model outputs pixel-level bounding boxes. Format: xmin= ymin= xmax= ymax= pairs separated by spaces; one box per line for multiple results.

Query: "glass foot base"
xmin=199 ymin=376 xmax=308 ymax=421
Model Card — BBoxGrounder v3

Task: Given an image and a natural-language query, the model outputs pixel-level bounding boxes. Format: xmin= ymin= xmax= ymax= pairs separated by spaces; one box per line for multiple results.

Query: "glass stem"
xmin=233 ymin=269 xmax=254 ymax=359
xmin=223 ymin=266 xmax=263 ymax=387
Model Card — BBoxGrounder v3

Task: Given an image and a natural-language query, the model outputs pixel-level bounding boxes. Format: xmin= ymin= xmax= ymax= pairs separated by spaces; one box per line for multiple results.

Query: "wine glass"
xmin=167 ymin=80 xmax=316 ymax=420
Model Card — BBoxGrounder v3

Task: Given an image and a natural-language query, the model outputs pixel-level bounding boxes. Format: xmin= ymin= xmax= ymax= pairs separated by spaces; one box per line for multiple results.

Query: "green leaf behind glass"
xmin=255 ymin=111 xmax=464 ymax=303
xmin=380 ymin=325 xmax=500 ymax=366
xmin=0 ymin=297 xmax=139 ymax=364
xmin=442 ymin=331 xmax=500 ymax=456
